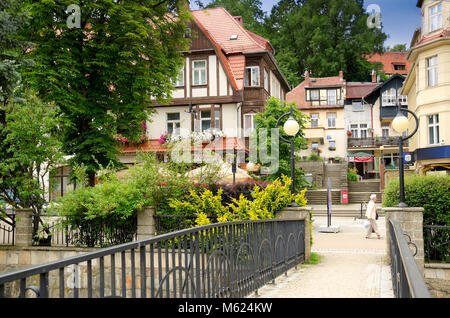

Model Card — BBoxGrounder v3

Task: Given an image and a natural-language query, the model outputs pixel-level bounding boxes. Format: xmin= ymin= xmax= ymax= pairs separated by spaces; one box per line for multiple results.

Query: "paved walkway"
xmin=251 ymin=216 xmax=394 ymax=298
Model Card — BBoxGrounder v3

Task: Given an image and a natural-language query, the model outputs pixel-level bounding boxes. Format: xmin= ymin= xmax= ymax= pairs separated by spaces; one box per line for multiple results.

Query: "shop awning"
xmin=347 ymin=152 xmax=375 ymax=163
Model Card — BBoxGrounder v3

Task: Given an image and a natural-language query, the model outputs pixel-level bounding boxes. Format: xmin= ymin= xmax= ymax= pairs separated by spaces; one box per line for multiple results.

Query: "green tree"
xmin=265 ymin=0 xmax=387 ymax=87
xmin=20 ymin=0 xmax=192 ymax=185
xmin=0 ymin=91 xmax=63 ymax=214
xmin=252 ymin=97 xmax=309 ymax=191
xmin=388 ymin=43 xmax=408 ymax=52
xmin=0 ymin=0 xmax=33 ymax=106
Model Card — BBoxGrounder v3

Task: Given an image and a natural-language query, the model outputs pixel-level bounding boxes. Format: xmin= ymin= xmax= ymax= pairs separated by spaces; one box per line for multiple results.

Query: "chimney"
xmin=339 ymin=70 xmax=344 ymax=80
xmin=372 ymin=69 xmax=377 ymax=83
xmin=233 ymin=16 xmax=243 ymax=27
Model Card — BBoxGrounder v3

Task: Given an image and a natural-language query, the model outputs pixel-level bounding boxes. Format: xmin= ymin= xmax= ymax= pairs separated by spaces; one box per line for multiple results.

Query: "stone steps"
xmin=305 ymin=190 xmax=341 ymax=205
xmin=348 ymin=192 xmax=382 ymax=204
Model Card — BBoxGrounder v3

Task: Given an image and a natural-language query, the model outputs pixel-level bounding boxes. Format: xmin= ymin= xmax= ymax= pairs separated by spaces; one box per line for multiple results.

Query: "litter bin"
xmin=341 ymin=190 xmax=349 ymax=204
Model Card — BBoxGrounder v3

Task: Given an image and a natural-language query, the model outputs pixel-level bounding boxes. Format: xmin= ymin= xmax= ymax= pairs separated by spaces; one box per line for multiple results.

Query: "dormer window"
xmin=230 ymin=34 xmax=238 ymax=40
xmin=429 ymin=3 xmax=442 ymax=33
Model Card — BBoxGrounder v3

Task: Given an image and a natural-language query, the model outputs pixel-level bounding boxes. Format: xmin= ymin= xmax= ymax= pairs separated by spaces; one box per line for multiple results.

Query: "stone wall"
xmin=424 ymin=263 xmax=450 ymax=298
xmin=383 ymin=207 xmax=425 ymax=274
xmin=296 ymin=161 xmax=325 ymax=188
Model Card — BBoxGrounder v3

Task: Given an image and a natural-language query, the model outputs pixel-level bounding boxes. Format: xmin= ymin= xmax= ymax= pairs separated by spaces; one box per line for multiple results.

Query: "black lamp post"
xmin=391 ymin=103 xmax=419 ymax=208
xmin=276 ymin=104 xmax=300 ymax=207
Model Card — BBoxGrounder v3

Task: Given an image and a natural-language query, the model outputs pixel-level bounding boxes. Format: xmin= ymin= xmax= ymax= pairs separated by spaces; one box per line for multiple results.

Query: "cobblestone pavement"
xmin=251 ymin=216 xmax=394 ymax=298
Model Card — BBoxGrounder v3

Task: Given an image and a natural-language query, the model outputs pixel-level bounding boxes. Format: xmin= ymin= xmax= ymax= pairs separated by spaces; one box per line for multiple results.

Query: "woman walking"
xmin=365 ymin=194 xmax=381 ymax=239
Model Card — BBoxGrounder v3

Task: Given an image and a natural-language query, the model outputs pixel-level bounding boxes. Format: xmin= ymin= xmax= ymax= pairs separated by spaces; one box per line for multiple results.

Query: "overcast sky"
xmin=191 ymin=0 xmax=422 ymax=49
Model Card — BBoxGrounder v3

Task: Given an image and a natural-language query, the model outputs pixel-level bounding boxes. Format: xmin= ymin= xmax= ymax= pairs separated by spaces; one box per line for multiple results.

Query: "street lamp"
xmin=391 ymin=104 xmax=419 ymax=208
xmin=276 ymin=104 xmax=300 ymax=207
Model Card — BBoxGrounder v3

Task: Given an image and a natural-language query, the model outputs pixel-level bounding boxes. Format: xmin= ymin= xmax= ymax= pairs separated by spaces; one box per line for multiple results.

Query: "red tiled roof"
xmin=191 ymin=8 xmax=278 ymax=91
xmin=119 ymin=140 xmax=168 ymax=153
xmin=286 ymin=72 xmax=345 ymax=109
xmin=413 ymin=29 xmax=450 ymax=48
xmin=191 ymin=8 xmax=265 ymax=55
xmin=204 ymin=137 xmax=249 ymax=152
xmin=346 ymin=83 xmax=378 ymax=99
xmin=365 ymin=52 xmax=410 ymax=75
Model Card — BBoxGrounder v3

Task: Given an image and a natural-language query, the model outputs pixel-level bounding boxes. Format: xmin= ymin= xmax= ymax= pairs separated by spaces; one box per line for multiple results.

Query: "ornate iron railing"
xmin=32 ymin=214 xmax=137 ymax=248
xmin=424 ymin=225 xmax=449 ymax=263
xmin=388 ymin=219 xmax=431 ymax=298
xmin=0 ymin=214 xmax=15 ymax=246
xmin=0 ymin=219 xmax=305 ymax=298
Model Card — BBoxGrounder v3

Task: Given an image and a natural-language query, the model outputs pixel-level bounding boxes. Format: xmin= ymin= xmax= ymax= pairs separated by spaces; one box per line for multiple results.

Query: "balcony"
xmin=348 ymin=137 xmax=408 ymax=148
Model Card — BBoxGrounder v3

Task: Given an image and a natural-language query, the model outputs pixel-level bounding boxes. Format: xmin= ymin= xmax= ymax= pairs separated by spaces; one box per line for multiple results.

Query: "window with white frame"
xmin=427 ymin=56 xmax=438 ymax=87
xmin=350 ymin=124 xmax=359 ymax=138
xmin=382 ymin=88 xmax=397 ymax=106
xmin=360 ymin=124 xmax=368 ymax=139
xmin=193 ymin=60 xmax=207 ymax=86
xmin=173 ymin=69 xmax=184 ymax=87
xmin=310 ymin=89 xmax=319 ymax=101
xmin=167 ymin=113 xmax=181 ymax=135
xmin=329 ymin=140 xmax=336 ymax=149
xmin=327 ymin=89 xmax=337 ymax=105
xmin=264 ymin=68 xmax=269 ymax=92
xmin=428 ymin=114 xmax=439 ymax=145
xmin=429 ymin=3 xmax=442 ymax=33
xmin=214 ymin=108 xmax=221 ymax=130
xmin=244 ymin=113 xmax=257 ymax=137
xmin=382 ymin=124 xmax=390 ymax=137
xmin=327 ymin=113 xmax=336 ymax=128
xmin=244 ymin=66 xmax=260 ymax=87
xmin=200 ymin=110 xmax=211 ymax=131
xmin=310 ymin=113 xmax=319 ymax=128
xmin=311 ymin=142 xmax=319 ymax=150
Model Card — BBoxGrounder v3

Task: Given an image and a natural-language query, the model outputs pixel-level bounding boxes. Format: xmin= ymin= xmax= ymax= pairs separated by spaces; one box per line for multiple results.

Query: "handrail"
xmin=0 ymin=219 xmax=305 ymax=298
xmin=389 ymin=219 xmax=431 ymax=298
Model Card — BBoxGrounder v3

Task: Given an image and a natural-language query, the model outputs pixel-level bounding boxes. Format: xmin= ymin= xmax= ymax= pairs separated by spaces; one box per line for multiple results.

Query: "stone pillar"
xmin=277 ymin=206 xmax=312 ymax=262
xmin=15 ymin=208 xmax=34 ymax=247
xmin=137 ymin=206 xmax=156 ymax=241
xmin=383 ymin=207 xmax=425 ymax=274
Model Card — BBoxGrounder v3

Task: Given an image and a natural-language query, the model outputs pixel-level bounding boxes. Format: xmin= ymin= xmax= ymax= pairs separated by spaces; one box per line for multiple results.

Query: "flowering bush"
xmin=158 ymin=131 xmax=170 ymax=145
xmin=169 ymin=129 xmax=225 ymax=144
xmin=114 ymin=121 xmax=147 ymax=144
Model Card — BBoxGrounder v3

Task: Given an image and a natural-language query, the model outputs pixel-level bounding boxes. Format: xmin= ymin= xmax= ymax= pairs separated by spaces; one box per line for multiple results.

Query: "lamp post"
xmin=276 ymin=104 xmax=300 ymax=206
xmin=391 ymin=104 xmax=419 ymax=208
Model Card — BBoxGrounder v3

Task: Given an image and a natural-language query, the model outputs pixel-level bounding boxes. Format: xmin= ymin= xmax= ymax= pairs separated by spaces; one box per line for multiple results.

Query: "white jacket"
xmin=365 ymin=200 xmax=377 ymax=220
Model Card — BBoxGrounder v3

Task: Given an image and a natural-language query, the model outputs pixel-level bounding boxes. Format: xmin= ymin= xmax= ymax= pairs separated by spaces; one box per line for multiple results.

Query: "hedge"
xmin=383 ymin=175 xmax=450 ymax=226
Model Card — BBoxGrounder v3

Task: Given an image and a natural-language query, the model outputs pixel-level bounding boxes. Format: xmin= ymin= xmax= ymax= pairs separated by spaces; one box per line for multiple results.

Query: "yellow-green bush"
xmin=169 ymin=175 xmax=308 ymax=226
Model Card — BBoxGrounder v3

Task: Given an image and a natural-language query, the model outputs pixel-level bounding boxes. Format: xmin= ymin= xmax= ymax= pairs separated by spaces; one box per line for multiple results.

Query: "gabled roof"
xmin=286 ymin=71 xmax=345 ymax=109
xmin=191 ymin=8 xmax=266 ymax=55
xmin=365 ymin=52 xmax=410 ymax=75
xmin=364 ymin=74 xmax=405 ymax=101
xmin=346 ymin=83 xmax=378 ymax=99
xmin=191 ymin=7 xmax=288 ymax=92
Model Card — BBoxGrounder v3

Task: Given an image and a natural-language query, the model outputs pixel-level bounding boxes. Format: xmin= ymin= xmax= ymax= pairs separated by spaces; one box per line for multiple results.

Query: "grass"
xmin=306 ymin=252 xmax=321 ymax=265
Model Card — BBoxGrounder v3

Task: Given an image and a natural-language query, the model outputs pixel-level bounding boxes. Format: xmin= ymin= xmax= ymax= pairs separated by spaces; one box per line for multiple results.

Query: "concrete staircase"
xmin=348 ymin=180 xmax=381 ymax=204
xmin=309 ymin=204 xmax=383 ymax=218
xmin=305 ymin=190 xmax=341 ymax=205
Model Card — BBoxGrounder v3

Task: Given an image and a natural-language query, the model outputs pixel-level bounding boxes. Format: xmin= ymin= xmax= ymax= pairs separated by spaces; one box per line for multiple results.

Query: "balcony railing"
xmin=348 ymin=137 xmax=408 ymax=148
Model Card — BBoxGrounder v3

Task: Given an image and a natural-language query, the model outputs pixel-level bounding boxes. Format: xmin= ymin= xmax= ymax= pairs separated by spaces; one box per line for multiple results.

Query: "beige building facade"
xmin=401 ymin=0 xmax=450 ymax=174
xmin=287 ymin=71 xmax=347 ymax=162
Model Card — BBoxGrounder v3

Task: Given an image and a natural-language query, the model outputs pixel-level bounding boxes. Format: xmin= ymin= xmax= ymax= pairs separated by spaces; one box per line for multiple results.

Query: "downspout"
xmin=237 ymin=102 xmax=243 ymax=138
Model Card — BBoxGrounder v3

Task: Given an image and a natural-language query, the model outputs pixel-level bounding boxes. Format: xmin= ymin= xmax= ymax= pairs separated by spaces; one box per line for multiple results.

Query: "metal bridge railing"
xmin=0 ymin=219 xmax=305 ymax=298
xmin=388 ymin=219 xmax=431 ymax=298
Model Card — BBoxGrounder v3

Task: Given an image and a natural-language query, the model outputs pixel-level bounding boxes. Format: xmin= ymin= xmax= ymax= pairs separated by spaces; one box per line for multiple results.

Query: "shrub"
xmin=170 ymin=175 xmax=308 ymax=225
xmin=383 ymin=175 xmax=450 ymax=262
xmin=383 ymin=175 xmax=450 ymax=225
xmin=347 ymin=168 xmax=358 ymax=182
